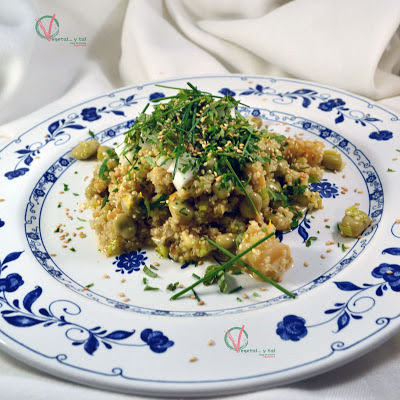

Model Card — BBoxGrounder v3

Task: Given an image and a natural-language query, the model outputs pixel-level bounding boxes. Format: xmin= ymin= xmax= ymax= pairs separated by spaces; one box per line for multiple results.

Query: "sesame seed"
xmin=208 ymin=339 xmax=215 ymax=346
xmin=83 ymin=286 xmax=89 ymax=291
xmin=304 ymin=262 xmax=309 ymax=267
xmin=198 ymin=261 xmax=203 ymax=265
xmin=198 ymin=301 xmax=205 ymax=306
xmin=342 ymin=174 xmax=346 ymax=178
xmin=325 ymin=240 xmax=331 ymax=245
xmin=354 ymin=188 xmax=358 ymax=192
xmin=333 ymin=170 xmax=337 ymax=174
xmin=178 ymin=283 xmax=184 ymax=288
xmin=190 ymin=294 xmax=196 ymax=299
xmin=123 ymin=298 xmax=130 ymax=302
xmin=393 ymin=158 xmax=398 ymax=161
xmin=277 ymin=276 xmax=283 ymax=283
xmin=321 ymin=254 xmax=326 ymax=259
xmin=387 ymin=270 xmax=394 ymax=275
xmin=243 ymin=294 xmax=248 ymax=299
xmin=119 ymin=292 xmax=124 ymax=297
xmin=50 ymin=253 xmax=56 ymax=257
xmin=72 ymin=233 xmax=76 ymax=237
xmin=189 ymin=356 xmax=198 ymax=362
xmin=121 ymin=278 xmax=125 ymax=282
xmin=324 ymin=218 xmax=329 ymax=222
xmin=341 ymin=191 xmax=345 ymax=195
xmin=358 ymin=190 xmax=363 ymax=194
xmin=79 ymin=232 xmax=86 ymax=238
xmin=260 ymin=287 xmax=266 ymax=291
xmin=327 ymin=248 xmax=332 ymax=253
xmin=59 ymin=191 xmax=64 ymax=194
xmin=355 ymin=202 xmax=360 ymax=206
xmin=0 ymin=199 xmax=4 ymax=202
xmin=228 ymin=270 xmax=233 ymax=274
xmin=104 ymin=274 xmax=109 ymax=278
xmin=153 ymin=262 xmax=159 ymax=266
xmin=62 ymin=245 xmax=67 ymax=248
xmin=396 ymin=219 xmax=400 ymax=224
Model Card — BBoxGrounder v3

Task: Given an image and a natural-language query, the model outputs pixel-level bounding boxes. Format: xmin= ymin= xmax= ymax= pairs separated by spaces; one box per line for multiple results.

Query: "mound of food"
xmin=81 ymin=84 xmax=342 ymax=282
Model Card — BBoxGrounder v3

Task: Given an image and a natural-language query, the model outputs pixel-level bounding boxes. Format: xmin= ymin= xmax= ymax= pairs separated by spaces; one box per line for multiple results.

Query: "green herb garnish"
xmin=77 ymin=217 xmax=86 ymax=222
xmin=325 ymin=225 xmax=331 ymax=229
xmin=88 ymin=130 xmax=95 ymax=138
xmin=144 ymin=285 xmax=159 ymax=291
xmin=192 ymin=273 xmax=201 ymax=280
xmin=167 ymin=282 xmax=179 ymax=291
xmin=63 ymin=184 xmax=69 ymax=191
xmin=143 ymin=277 xmax=147 ymax=284
xmin=143 ymin=266 xmax=158 ymax=278
xmin=57 ymin=204 xmax=61 ymax=208
xmin=84 ymin=283 xmax=94 ymax=288
xmin=101 ymin=194 xmax=109 ymax=209
xmin=387 ymin=168 xmax=395 ymax=172
xmin=305 ymin=236 xmax=317 ymax=247
xmin=73 ymin=193 xmax=79 ymax=197
xmin=342 ymin=243 xmax=346 ymax=252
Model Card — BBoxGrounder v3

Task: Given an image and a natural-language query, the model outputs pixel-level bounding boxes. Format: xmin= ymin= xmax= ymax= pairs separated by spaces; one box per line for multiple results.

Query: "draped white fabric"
xmin=1 ymin=0 xmax=400 ymax=398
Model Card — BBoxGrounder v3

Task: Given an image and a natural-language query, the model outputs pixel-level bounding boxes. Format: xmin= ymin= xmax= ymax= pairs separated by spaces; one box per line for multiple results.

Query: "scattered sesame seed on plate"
xmin=123 ymin=298 xmax=130 ymax=303
xmin=304 ymin=262 xmax=309 ymax=267
xmin=121 ymin=278 xmax=125 ymax=282
xmin=358 ymin=190 xmax=363 ymax=194
xmin=198 ymin=261 xmax=203 ymax=265
xmin=178 ymin=283 xmax=184 ymax=288
xmin=189 ymin=356 xmax=198 ymax=362
xmin=387 ymin=270 xmax=394 ymax=275
xmin=260 ymin=287 xmax=266 ymax=291
xmin=243 ymin=294 xmax=248 ymax=299
xmin=50 ymin=253 xmax=56 ymax=257
xmin=321 ymin=254 xmax=326 ymax=259
xmin=190 ymin=294 xmax=196 ymax=299
xmin=396 ymin=219 xmax=400 ymax=224
xmin=327 ymin=248 xmax=332 ymax=253
xmin=0 ymin=199 xmax=4 ymax=202
xmin=153 ymin=262 xmax=159 ymax=266
xmin=62 ymin=245 xmax=67 ymax=248
xmin=324 ymin=218 xmax=329 ymax=222
xmin=198 ymin=301 xmax=205 ymax=306
xmin=208 ymin=339 xmax=215 ymax=346
xmin=104 ymin=274 xmax=109 ymax=278
xmin=119 ymin=292 xmax=124 ymax=297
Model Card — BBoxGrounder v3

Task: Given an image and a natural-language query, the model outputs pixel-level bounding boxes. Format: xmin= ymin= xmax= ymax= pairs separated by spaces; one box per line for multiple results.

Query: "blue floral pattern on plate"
xmin=113 ymin=250 xmax=148 ymax=274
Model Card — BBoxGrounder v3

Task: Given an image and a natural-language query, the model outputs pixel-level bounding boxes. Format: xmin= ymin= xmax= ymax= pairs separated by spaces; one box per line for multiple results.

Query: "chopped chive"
xmin=387 ymin=168 xmax=395 ymax=172
xmin=225 ymin=159 xmax=258 ymax=215
xmin=144 ymin=285 xmax=159 ymax=291
xmin=84 ymin=283 xmax=94 ymax=288
xmin=229 ymin=286 xmax=242 ymax=294
xmin=191 ymin=289 xmax=201 ymax=302
xmin=167 ymin=282 xmax=179 ymax=291
xmin=70 ymin=247 xmax=76 ymax=252
xmin=143 ymin=277 xmax=147 ymax=284
xmin=101 ymin=194 xmax=109 ymax=209
xmin=149 ymin=264 xmax=158 ymax=270
xmin=325 ymin=225 xmax=331 ymax=228
xmin=252 ymin=292 xmax=259 ymax=297
xmin=192 ymin=273 xmax=201 ymax=280
xmin=337 ymin=242 xmax=340 ymax=247
xmin=112 ymin=188 xmax=119 ymax=193
xmin=143 ymin=266 xmax=158 ymax=278
xmin=305 ymin=236 xmax=317 ymax=247
xmin=171 ymin=233 xmax=275 ymax=300
xmin=342 ymin=243 xmax=346 ymax=252
xmin=63 ymin=184 xmax=69 ymax=191
xmin=57 ymin=204 xmax=61 ymax=208
xmin=76 ymin=226 xmax=83 ymax=230
xmin=88 ymin=130 xmax=95 ymax=138
xmin=73 ymin=193 xmax=79 ymax=196
xmin=204 ymin=235 xmax=296 ymax=299
xmin=77 ymin=217 xmax=86 ymax=222
xmin=236 ymin=297 xmax=242 ymax=302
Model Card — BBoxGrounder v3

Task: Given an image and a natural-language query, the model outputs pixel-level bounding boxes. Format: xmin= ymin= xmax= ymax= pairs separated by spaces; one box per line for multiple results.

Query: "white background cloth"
xmin=1 ymin=0 xmax=400 ymax=398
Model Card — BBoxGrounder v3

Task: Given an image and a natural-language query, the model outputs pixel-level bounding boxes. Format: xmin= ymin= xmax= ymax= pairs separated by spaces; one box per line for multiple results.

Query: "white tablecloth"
xmin=1 ymin=1 xmax=400 ymax=398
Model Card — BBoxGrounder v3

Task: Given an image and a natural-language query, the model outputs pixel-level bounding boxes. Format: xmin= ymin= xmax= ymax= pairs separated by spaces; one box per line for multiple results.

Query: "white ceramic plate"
xmin=1 ymin=75 xmax=400 ymax=397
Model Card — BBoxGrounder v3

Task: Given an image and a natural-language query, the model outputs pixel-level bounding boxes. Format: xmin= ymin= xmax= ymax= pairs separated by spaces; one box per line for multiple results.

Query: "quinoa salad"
xmin=71 ymin=83 xmax=371 ymax=296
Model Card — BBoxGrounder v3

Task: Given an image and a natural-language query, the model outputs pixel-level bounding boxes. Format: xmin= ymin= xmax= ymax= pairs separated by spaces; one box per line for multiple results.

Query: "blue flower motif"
xmin=365 ymin=175 xmax=376 ymax=183
xmin=26 ymin=232 xmax=40 ymax=240
xmin=302 ymin=121 xmax=312 ymax=130
xmin=33 ymin=189 xmax=45 ymax=198
xmin=371 ymin=210 xmax=382 ymax=218
xmin=276 ymin=315 xmax=307 ymax=342
xmin=309 ymin=179 xmax=339 ymax=198
xmin=371 ymin=263 xmax=400 ymax=291
xmin=369 ymin=190 xmax=383 ymax=201
xmin=0 ymin=219 xmax=4 ymax=228
xmin=0 ymin=273 xmax=24 ymax=292
xmin=219 ymin=88 xmax=236 ymax=97
xmin=251 ymin=109 xmax=260 ymax=117
xmin=338 ymin=139 xmax=348 ymax=148
xmin=59 ymin=158 xmax=69 ymax=167
xmin=106 ymin=129 xmax=115 ymax=137
xmin=319 ymin=128 xmax=332 ymax=138
xmin=140 ymin=328 xmax=174 ymax=353
xmin=113 ymin=250 xmax=147 ymax=274
xmin=149 ymin=92 xmax=165 ymax=101
xmin=43 ymin=172 xmax=56 ymax=183
xmin=369 ymin=130 xmax=393 ymax=141
xmin=81 ymin=107 xmax=101 ymax=122
xmin=32 ymin=251 xmax=50 ymax=262
xmin=4 ymin=168 xmax=29 ymax=180
xmin=318 ymin=98 xmax=346 ymax=112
